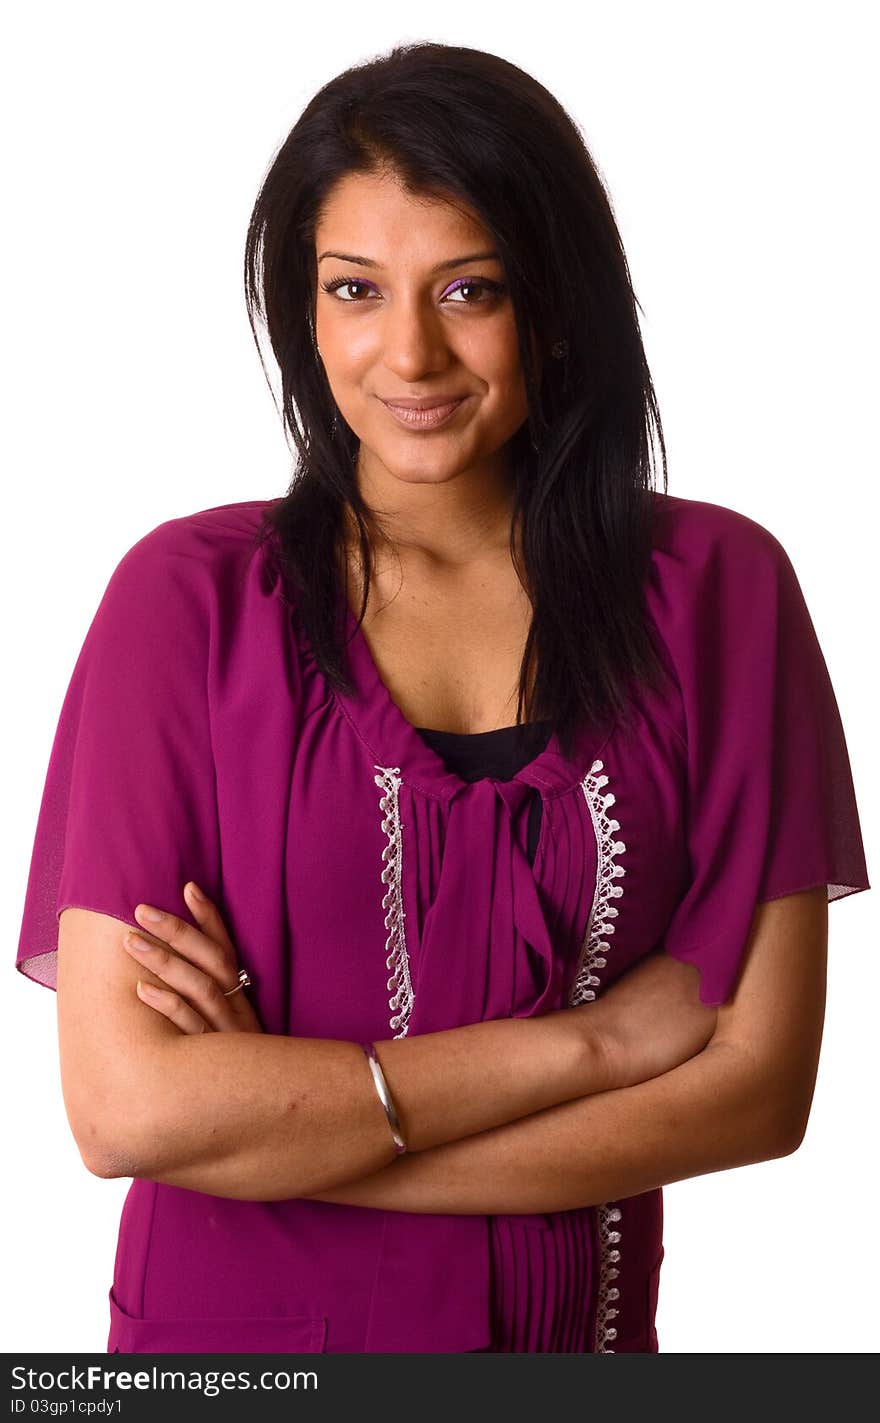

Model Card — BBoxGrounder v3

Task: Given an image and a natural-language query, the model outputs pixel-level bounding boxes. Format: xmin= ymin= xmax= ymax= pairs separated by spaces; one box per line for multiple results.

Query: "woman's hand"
xmin=121 ymin=881 xmax=264 ymax=1035
xmin=564 ymin=947 xmax=718 ymax=1092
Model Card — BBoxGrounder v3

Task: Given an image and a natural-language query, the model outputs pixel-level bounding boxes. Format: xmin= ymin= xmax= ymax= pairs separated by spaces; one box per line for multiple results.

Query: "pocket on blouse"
xmin=107 ymin=1286 xmax=328 ymax=1354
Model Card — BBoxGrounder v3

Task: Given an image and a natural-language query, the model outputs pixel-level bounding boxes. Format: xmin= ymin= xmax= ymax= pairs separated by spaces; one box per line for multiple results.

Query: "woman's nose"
xmin=381 ymin=306 xmax=450 ymax=373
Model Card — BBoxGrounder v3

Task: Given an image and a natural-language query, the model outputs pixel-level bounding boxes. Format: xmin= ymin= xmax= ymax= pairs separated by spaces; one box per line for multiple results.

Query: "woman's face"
xmin=313 ymin=168 xmax=538 ymax=492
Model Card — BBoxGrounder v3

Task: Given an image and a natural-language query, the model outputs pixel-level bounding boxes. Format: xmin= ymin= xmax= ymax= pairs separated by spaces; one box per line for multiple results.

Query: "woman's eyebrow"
xmin=317 ymin=249 xmax=501 ymax=272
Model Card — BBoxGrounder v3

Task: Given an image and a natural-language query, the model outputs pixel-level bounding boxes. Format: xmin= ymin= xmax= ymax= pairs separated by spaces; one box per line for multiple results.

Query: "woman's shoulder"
xmin=109 ymin=497 xmax=282 ymax=588
xmin=649 ymin=489 xmax=788 ymax=566
xmin=85 ymin=498 xmax=285 ymax=642
xmin=644 ymin=490 xmax=803 ymax=655
xmin=128 ymin=497 xmax=278 ymax=556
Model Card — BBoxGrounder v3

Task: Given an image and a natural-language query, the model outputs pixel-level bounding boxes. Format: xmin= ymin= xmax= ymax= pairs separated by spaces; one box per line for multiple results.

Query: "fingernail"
xmin=135 ymin=905 xmax=162 ymax=924
xmin=186 ymin=882 xmax=206 ymax=902
xmin=125 ymin=933 xmax=154 ymax=951
xmin=137 ymin=980 xmax=161 ymax=998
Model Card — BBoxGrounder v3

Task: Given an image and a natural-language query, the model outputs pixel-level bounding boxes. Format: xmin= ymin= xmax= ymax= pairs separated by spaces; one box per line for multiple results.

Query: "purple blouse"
xmin=15 ymin=491 xmax=870 ymax=1354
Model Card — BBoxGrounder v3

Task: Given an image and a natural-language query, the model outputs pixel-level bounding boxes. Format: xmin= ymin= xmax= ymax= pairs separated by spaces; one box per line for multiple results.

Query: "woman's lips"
xmin=381 ymin=397 xmax=467 ymax=429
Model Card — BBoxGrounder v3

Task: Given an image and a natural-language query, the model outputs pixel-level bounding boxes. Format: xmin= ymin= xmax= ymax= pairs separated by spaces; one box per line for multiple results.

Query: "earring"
xmin=551 ymin=339 xmax=568 ymax=359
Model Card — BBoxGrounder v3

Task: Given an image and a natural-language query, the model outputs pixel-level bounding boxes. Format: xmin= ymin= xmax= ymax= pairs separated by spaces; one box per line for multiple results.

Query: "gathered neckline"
xmin=310 ymin=574 xmax=615 ymax=802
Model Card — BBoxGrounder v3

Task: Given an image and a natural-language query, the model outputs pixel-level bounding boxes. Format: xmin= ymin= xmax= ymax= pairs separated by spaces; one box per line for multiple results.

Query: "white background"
xmin=3 ymin=1 xmax=876 ymax=1354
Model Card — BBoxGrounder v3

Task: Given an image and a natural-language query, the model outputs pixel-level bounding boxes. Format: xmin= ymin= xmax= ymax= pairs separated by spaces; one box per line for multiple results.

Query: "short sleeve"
xmin=15 ymin=519 xmax=221 ymax=991
xmin=649 ymin=499 xmax=871 ymax=1007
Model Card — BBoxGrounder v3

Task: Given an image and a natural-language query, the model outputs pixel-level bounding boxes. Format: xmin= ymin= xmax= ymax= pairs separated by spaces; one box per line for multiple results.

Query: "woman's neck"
xmin=349 ymin=448 xmax=519 ymax=570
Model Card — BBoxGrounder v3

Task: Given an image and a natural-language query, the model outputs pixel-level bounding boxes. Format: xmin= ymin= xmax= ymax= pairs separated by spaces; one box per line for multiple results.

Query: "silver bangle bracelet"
xmin=359 ymin=1041 xmax=408 ymax=1156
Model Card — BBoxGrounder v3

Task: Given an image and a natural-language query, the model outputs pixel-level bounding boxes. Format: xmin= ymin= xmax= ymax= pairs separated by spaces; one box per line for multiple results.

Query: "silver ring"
xmin=223 ymin=967 xmax=252 ymax=997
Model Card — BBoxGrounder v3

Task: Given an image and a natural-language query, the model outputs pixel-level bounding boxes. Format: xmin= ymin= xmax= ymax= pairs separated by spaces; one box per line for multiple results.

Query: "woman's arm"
xmin=303 ymin=1040 xmax=782 ymax=1214
xmin=66 ymin=898 xmax=587 ymax=1197
xmin=69 ymin=907 xmax=712 ymax=1201
xmin=304 ymin=889 xmax=828 ymax=1213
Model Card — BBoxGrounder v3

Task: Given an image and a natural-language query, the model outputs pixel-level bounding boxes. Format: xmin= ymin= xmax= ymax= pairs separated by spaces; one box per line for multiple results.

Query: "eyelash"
xmin=319 ymin=274 xmax=507 ymax=306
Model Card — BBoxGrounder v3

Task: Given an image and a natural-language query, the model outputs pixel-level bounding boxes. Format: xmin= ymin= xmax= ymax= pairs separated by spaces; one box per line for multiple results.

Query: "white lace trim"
xmin=570 ymin=759 xmax=626 ymax=1006
xmin=373 ymin=765 xmax=414 ymax=1038
xmin=595 ymin=1205 xmax=622 ymax=1350
xmin=372 ymin=755 xmax=626 ymax=1348
xmin=570 ymin=758 xmax=627 ymax=1353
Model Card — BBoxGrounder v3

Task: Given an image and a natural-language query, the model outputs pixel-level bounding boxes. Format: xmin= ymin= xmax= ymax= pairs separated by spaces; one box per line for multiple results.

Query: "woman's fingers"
xmin=183 ymin=881 xmax=238 ymax=955
xmin=136 ymin=979 xmax=210 ymax=1034
xmin=125 ymin=885 xmax=263 ymax=1033
xmin=180 ymin=883 xmax=260 ymax=1027
xmin=132 ymin=899 xmax=237 ymax=987
xmin=123 ymin=930 xmax=239 ymax=1025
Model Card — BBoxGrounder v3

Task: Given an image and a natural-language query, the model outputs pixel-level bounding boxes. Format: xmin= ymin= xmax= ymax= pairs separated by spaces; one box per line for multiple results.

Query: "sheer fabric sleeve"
xmin=15 ymin=519 xmax=221 ymax=991
xmin=649 ymin=500 xmax=870 ymax=1007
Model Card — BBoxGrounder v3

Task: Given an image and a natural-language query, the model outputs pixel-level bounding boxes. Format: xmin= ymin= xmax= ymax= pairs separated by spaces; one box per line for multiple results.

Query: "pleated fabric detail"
xmin=487 ymin=1210 xmax=598 ymax=1352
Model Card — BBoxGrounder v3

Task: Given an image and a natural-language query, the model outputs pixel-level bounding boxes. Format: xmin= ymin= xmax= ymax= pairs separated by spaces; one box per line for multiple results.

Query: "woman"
xmin=15 ymin=42 xmax=869 ymax=1354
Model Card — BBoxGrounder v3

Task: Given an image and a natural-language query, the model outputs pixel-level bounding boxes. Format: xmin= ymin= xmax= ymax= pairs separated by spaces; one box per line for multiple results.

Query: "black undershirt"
xmin=414 ymin=721 xmax=554 ymax=868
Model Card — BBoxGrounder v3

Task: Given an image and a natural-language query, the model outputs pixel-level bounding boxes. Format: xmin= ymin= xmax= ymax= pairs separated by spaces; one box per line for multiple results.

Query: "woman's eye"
xmin=319 ymin=276 xmax=506 ymax=305
xmin=443 ymin=278 xmax=505 ymax=304
xmin=320 ymin=278 xmax=375 ymax=302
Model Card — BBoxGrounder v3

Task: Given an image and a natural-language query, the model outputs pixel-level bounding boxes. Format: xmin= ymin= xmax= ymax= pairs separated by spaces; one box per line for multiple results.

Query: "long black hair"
xmin=244 ymin=41 xmax=669 ymax=763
